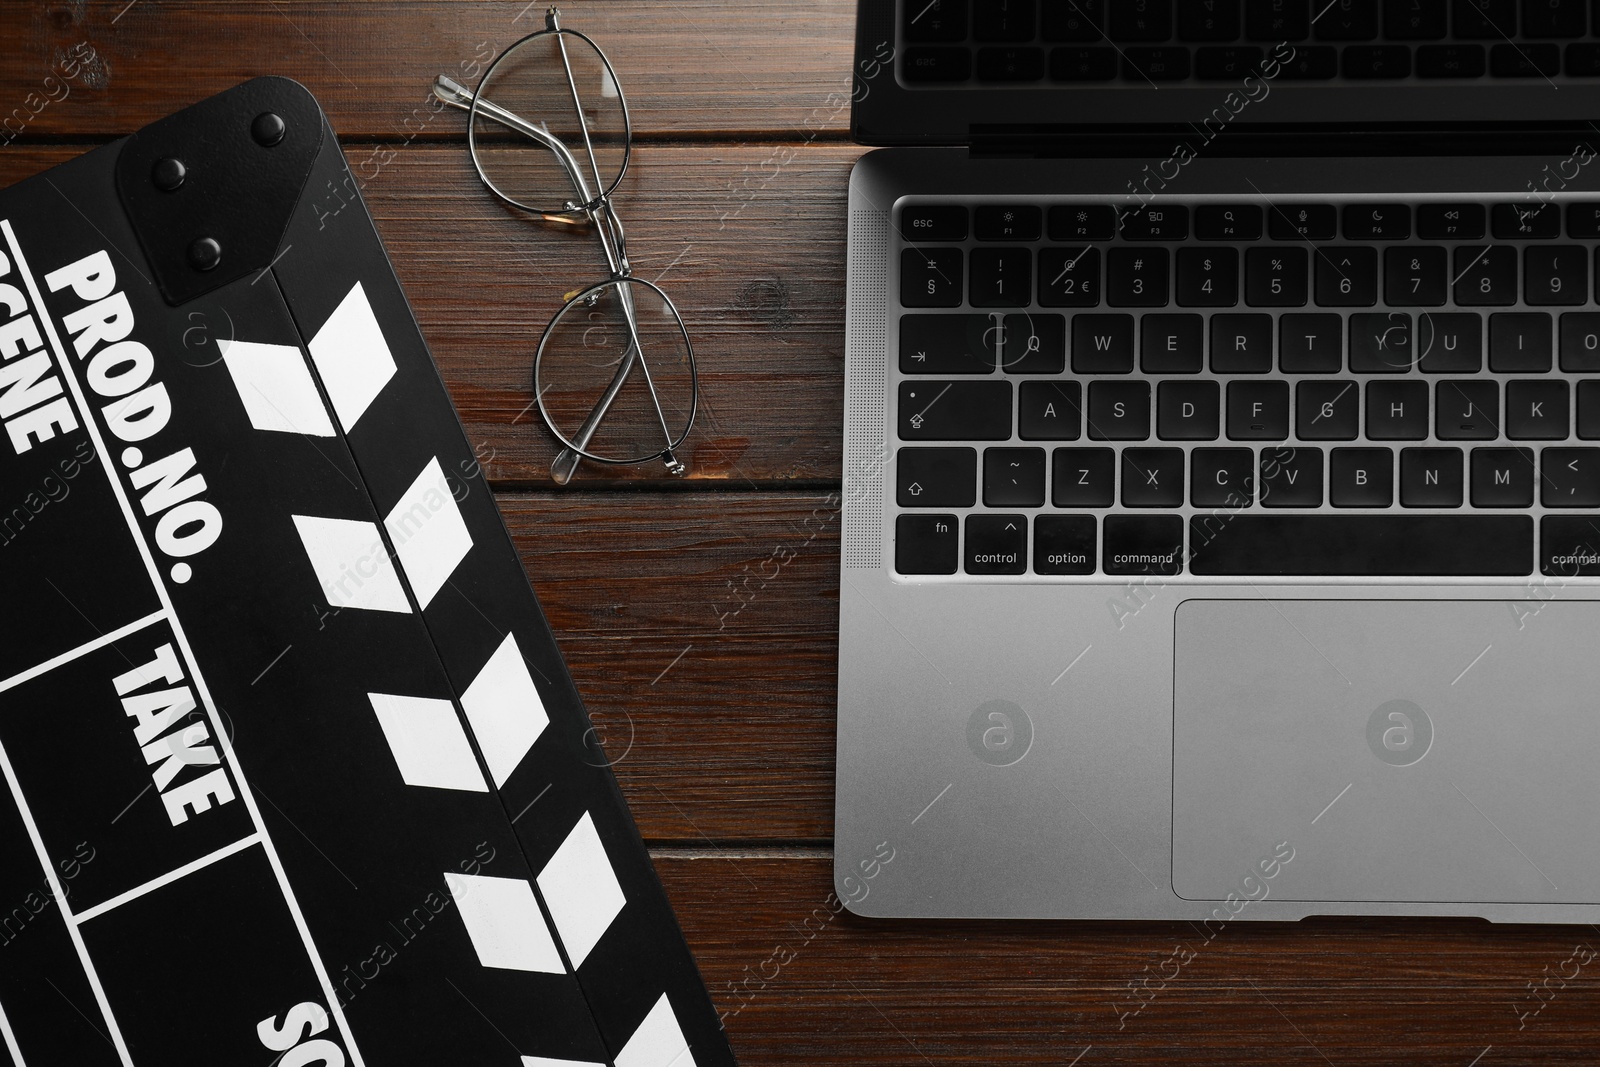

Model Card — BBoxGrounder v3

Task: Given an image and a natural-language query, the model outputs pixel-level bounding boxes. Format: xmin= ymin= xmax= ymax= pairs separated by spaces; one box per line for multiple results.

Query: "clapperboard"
xmin=0 ymin=78 xmax=733 ymax=1067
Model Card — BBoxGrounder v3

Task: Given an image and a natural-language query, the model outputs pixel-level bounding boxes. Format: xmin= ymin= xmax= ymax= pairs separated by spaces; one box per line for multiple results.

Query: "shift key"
xmin=899 ymin=380 xmax=1012 ymax=439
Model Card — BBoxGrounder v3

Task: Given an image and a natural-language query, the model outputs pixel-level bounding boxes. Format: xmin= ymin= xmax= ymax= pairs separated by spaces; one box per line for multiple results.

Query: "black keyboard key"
xmin=1122 ymin=448 xmax=1187 ymax=507
xmin=1050 ymin=45 xmax=1119 ymax=78
xmin=1196 ymin=204 xmax=1263 ymax=240
xmin=1087 ymin=380 xmax=1152 ymax=439
xmin=1106 ymin=248 xmax=1170 ymax=306
xmin=1049 ymin=205 xmax=1117 ymax=241
xmin=1297 ymin=380 xmax=1360 ymax=440
xmin=965 ymin=514 xmax=1028 ymax=574
xmin=896 ymin=513 xmax=959 ymax=574
xmin=1196 ymin=45 xmax=1265 ymax=76
xmin=1542 ymin=447 xmax=1600 ymax=506
xmin=1124 ymin=46 xmax=1193 ymax=78
xmin=1566 ymin=41 xmax=1600 ymax=73
xmin=897 ymin=446 xmax=978 ymax=507
xmin=969 ymin=247 xmax=1032 ymax=307
xmin=1034 ymin=515 xmax=1096 ymax=575
xmin=1541 ymin=516 xmax=1600 ymax=574
xmin=1315 ymin=246 xmax=1378 ymax=305
xmin=1525 ymin=246 xmax=1587 ymax=305
xmin=999 ymin=313 xmax=1067 ymax=373
xmin=1505 ymin=379 xmax=1568 ymax=438
xmin=901 ymin=247 xmax=964 ymax=307
xmin=1453 ymin=245 xmax=1517 ymax=306
xmin=1368 ymin=381 xmax=1430 ymax=440
xmin=898 ymin=380 xmax=1013 ymax=440
xmin=1561 ymin=312 xmax=1600 ymax=370
xmin=1417 ymin=311 xmax=1484 ymax=371
xmin=1279 ymin=313 xmax=1344 ymax=372
xmin=1038 ymin=247 xmax=1101 ymax=306
xmin=1192 ymin=448 xmax=1256 ymax=506
xmin=1179 ymin=0 xmax=1244 ymax=38
xmin=1245 ymin=246 xmax=1308 ymax=306
xmin=905 ymin=0 xmax=969 ymax=41
xmin=1471 ymin=447 xmax=1535 ymax=507
xmin=900 ymin=314 xmax=999 ymax=374
xmin=1227 ymin=380 xmax=1290 ymax=439
xmin=975 ymin=204 xmax=1043 ymax=241
xmin=1521 ymin=0 xmax=1585 ymax=36
xmin=1176 ymin=247 xmax=1239 ymax=307
xmin=984 ymin=446 xmax=1047 ymax=506
xmin=1492 ymin=201 xmax=1560 ymax=238
xmin=1110 ymin=0 xmax=1175 ymax=40
xmin=1384 ymin=0 xmax=1447 ymax=37
xmin=1344 ymin=45 xmax=1412 ymax=77
xmin=1043 ymin=0 xmax=1106 ymax=39
xmin=1417 ymin=43 xmax=1487 ymax=75
xmin=1019 ymin=380 xmax=1083 ymax=439
xmin=1400 ymin=447 xmax=1464 ymax=507
xmin=1349 ymin=312 xmax=1415 ymax=372
xmin=1491 ymin=42 xmax=1561 ymax=73
xmin=1120 ymin=205 xmax=1190 ymax=241
xmin=1385 ymin=246 xmax=1447 ymax=306
xmin=1344 ymin=203 xmax=1411 ymax=240
xmin=1246 ymin=0 xmax=1310 ymax=37
xmin=903 ymin=47 xmax=974 ymax=81
xmin=1142 ymin=313 xmax=1206 ymax=372
xmin=1190 ymin=514 xmax=1531 ymax=574
xmin=1329 ymin=447 xmax=1395 ymax=506
xmin=1315 ymin=0 xmax=1379 ymax=37
xmin=1417 ymin=202 xmax=1485 ymax=239
xmin=1260 ymin=445 xmax=1324 ymax=507
xmin=1277 ymin=45 xmax=1340 ymax=78
xmin=1453 ymin=0 xmax=1515 ymax=37
xmin=1158 ymin=380 xmax=1222 ymax=439
xmin=1490 ymin=312 xmax=1554 ymax=372
xmin=1212 ymin=313 xmax=1275 ymax=372
xmin=974 ymin=0 xmax=1039 ymax=40
xmin=1053 ymin=447 xmax=1115 ymax=506
xmin=1073 ymin=314 xmax=1136 ymax=373
xmin=1436 ymin=380 xmax=1500 ymax=439
xmin=977 ymin=46 xmax=1047 ymax=79
xmin=1269 ymin=203 xmax=1337 ymax=241
xmin=1568 ymin=203 xmax=1600 ymax=238
xmin=901 ymin=205 xmax=968 ymax=242
xmin=1581 ymin=380 xmax=1600 ymax=438
xmin=1104 ymin=515 xmax=1185 ymax=575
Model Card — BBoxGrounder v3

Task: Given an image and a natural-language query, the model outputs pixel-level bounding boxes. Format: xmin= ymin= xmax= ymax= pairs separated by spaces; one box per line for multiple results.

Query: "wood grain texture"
xmin=660 ymin=854 xmax=1600 ymax=1065
xmin=0 ymin=1 xmax=856 ymax=140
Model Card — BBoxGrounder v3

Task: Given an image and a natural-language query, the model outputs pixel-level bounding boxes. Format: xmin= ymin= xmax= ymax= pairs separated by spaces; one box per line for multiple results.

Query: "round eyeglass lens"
xmin=536 ymin=277 xmax=696 ymax=464
xmin=470 ymin=29 xmax=630 ymax=215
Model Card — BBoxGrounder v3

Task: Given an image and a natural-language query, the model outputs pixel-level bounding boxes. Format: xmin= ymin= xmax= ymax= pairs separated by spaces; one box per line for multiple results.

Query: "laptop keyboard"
xmin=902 ymin=0 xmax=1600 ymax=83
xmin=891 ymin=194 xmax=1600 ymax=579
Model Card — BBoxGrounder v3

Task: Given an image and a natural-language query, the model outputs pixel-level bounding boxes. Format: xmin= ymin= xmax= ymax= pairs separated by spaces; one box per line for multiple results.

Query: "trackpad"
xmin=1173 ymin=599 xmax=1600 ymax=905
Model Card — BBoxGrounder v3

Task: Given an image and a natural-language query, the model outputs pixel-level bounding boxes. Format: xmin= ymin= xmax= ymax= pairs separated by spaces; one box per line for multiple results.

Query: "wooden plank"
xmin=660 ymin=853 xmax=1600 ymax=1065
xmin=0 ymin=142 xmax=864 ymax=485
xmin=503 ymin=491 xmax=839 ymax=843
xmin=0 ymin=1 xmax=855 ymax=141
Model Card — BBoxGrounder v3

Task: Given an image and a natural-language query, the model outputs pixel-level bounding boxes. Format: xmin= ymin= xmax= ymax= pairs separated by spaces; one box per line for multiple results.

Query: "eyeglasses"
xmin=434 ymin=8 xmax=697 ymax=484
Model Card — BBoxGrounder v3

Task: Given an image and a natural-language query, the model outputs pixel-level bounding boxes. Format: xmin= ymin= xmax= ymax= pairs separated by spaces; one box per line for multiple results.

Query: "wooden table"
xmin=6 ymin=3 xmax=1599 ymax=1063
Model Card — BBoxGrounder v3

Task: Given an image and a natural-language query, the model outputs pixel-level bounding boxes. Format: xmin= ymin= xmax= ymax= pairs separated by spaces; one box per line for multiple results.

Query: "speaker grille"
xmin=844 ymin=207 xmax=888 ymax=570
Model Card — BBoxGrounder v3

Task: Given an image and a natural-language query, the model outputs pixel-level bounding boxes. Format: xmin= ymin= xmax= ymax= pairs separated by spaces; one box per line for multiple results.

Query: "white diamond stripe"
xmin=218 ymin=339 xmax=335 ymax=436
xmin=615 ymin=994 xmax=695 ymax=1067
xmin=384 ymin=456 xmax=472 ymax=610
xmin=536 ymin=811 xmax=625 ymax=969
xmin=521 ymin=1058 xmax=606 ymax=1067
xmin=461 ymin=633 xmax=549 ymax=788
xmin=290 ymin=514 xmax=410 ymax=613
xmin=307 ymin=281 xmax=397 ymax=433
xmin=444 ymin=873 xmax=564 ymax=974
xmin=368 ymin=693 xmax=487 ymax=793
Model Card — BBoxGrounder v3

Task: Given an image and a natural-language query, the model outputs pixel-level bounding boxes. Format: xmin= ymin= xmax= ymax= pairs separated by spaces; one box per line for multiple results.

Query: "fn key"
xmin=896 ymin=514 xmax=958 ymax=574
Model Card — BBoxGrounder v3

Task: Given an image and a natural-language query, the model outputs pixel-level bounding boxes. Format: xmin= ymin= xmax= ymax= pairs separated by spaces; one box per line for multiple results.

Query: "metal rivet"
xmin=251 ymin=111 xmax=286 ymax=147
xmin=187 ymin=237 xmax=221 ymax=272
xmin=151 ymin=157 xmax=186 ymax=192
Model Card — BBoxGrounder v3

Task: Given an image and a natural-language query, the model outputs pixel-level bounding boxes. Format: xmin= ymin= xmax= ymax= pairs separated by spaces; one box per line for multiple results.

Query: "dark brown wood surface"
xmin=7 ymin=3 xmax=1600 ymax=1064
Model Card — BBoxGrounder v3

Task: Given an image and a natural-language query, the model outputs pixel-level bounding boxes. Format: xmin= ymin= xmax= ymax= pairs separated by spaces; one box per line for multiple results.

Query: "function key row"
xmin=900 ymin=312 xmax=1600 ymax=376
xmin=900 ymin=202 xmax=1594 ymax=243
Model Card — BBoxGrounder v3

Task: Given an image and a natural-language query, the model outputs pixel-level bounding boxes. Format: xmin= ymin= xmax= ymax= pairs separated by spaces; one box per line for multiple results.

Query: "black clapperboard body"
xmin=0 ymin=78 xmax=733 ymax=1067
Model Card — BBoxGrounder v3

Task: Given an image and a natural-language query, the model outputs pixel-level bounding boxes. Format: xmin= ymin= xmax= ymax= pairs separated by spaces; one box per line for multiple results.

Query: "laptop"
xmin=835 ymin=0 xmax=1600 ymax=921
